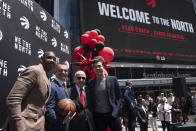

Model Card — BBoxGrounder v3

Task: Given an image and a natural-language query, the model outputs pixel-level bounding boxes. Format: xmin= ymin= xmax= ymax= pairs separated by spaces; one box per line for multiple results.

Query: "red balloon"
xmin=85 ymin=31 xmax=90 ymax=34
xmin=88 ymin=39 xmax=97 ymax=48
xmin=89 ymin=71 xmax=96 ymax=79
xmin=81 ymin=34 xmax=89 ymax=44
xmin=88 ymin=30 xmax=98 ymax=40
xmin=98 ymin=47 xmax=114 ymax=63
xmin=73 ymin=46 xmax=84 ymax=60
xmin=97 ymin=35 xmax=105 ymax=42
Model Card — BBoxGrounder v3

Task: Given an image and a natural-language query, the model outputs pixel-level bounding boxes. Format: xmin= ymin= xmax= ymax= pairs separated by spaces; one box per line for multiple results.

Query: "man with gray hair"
xmin=69 ymin=70 xmax=95 ymax=131
xmin=157 ymin=98 xmax=171 ymax=131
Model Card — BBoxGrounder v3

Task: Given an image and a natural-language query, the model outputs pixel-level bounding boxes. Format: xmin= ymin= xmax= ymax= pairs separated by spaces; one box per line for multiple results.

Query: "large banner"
xmin=0 ymin=0 xmax=70 ymax=128
xmin=80 ymin=0 xmax=196 ymax=63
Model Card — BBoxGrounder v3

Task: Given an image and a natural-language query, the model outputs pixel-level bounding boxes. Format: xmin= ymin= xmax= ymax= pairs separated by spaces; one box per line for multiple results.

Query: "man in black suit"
xmin=69 ymin=70 xmax=95 ymax=131
xmin=136 ymin=98 xmax=148 ymax=131
xmin=86 ymin=57 xmax=122 ymax=131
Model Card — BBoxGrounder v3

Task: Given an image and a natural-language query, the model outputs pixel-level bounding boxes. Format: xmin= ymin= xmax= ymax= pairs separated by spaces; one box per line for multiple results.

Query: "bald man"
xmin=7 ymin=51 xmax=57 ymax=131
xmin=69 ymin=70 xmax=95 ymax=131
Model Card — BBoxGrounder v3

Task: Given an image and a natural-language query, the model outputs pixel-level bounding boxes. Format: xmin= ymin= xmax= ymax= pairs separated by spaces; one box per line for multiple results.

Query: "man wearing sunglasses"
xmin=86 ymin=57 xmax=122 ymax=131
xmin=69 ymin=70 xmax=95 ymax=131
xmin=45 ymin=62 xmax=74 ymax=131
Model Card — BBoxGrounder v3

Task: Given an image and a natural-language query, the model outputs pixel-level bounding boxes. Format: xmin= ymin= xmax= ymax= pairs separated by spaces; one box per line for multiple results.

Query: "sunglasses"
xmin=77 ymin=77 xmax=86 ymax=80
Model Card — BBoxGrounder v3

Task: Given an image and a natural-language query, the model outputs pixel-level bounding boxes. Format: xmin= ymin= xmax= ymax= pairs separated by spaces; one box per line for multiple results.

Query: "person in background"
xmin=188 ymin=91 xmax=196 ymax=123
xmin=157 ymin=98 xmax=171 ymax=131
xmin=69 ymin=70 xmax=95 ymax=131
xmin=171 ymin=97 xmax=182 ymax=124
xmin=6 ymin=51 xmax=56 ymax=131
xmin=167 ymin=93 xmax=175 ymax=106
xmin=160 ymin=93 xmax=167 ymax=101
xmin=136 ymin=98 xmax=148 ymax=131
xmin=148 ymin=98 xmax=158 ymax=131
xmin=86 ymin=57 xmax=122 ymax=131
xmin=123 ymin=80 xmax=136 ymax=131
xmin=45 ymin=62 xmax=74 ymax=131
xmin=144 ymin=95 xmax=152 ymax=110
xmin=180 ymin=97 xmax=188 ymax=123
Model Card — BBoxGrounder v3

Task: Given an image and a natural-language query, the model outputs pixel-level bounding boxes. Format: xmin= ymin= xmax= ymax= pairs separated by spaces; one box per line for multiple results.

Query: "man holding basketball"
xmin=45 ymin=62 xmax=74 ymax=131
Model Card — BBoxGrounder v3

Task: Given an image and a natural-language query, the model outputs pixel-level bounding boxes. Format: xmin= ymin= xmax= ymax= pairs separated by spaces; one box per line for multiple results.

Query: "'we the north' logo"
xmin=51 ymin=38 xmax=57 ymax=47
xmin=40 ymin=10 xmax=47 ymax=21
xmin=17 ymin=65 xmax=26 ymax=76
xmin=37 ymin=49 xmax=44 ymax=58
xmin=64 ymin=30 xmax=69 ymax=38
xmin=20 ymin=16 xmax=30 ymax=30
xmin=146 ymin=0 xmax=157 ymax=8
xmin=0 ymin=30 xmax=3 ymax=41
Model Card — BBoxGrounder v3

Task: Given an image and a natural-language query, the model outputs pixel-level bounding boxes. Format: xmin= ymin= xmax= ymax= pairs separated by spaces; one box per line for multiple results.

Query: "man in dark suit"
xmin=45 ymin=62 xmax=73 ymax=131
xmin=123 ymin=80 xmax=137 ymax=131
xmin=136 ymin=98 xmax=148 ymax=131
xmin=6 ymin=51 xmax=57 ymax=131
xmin=86 ymin=58 xmax=122 ymax=131
xmin=69 ymin=70 xmax=95 ymax=131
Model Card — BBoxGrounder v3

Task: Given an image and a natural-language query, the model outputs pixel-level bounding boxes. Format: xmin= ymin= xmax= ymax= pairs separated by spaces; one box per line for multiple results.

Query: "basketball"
xmin=56 ymin=98 xmax=76 ymax=116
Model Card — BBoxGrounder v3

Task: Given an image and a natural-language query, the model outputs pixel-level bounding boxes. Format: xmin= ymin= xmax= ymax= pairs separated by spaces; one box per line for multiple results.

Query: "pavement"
xmin=122 ymin=120 xmax=163 ymax=131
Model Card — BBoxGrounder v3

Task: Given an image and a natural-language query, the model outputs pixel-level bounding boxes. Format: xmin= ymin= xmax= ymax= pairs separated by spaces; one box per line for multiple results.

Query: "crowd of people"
xmin=123 ymin=90 xmax=196 ymax=131
xmin=4 ymin=51 xmax=196 ymax=131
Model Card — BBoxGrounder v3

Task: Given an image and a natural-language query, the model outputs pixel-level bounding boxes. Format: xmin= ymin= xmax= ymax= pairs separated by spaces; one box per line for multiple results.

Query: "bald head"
xmin=41 ymin=51 xmax=56 ymax=71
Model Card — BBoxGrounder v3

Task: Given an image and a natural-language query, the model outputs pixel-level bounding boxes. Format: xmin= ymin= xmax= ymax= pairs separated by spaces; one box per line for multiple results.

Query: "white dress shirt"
xmin=157 ymin=103 xmax=171 ymax=122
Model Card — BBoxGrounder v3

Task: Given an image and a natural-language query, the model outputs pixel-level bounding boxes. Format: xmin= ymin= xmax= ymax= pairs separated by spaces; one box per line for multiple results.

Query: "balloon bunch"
xmin=72 ymin=29 xmax=114 ymax=79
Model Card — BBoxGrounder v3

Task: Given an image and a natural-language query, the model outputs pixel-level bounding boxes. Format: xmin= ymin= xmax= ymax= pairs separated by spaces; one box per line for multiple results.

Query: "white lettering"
xmin=0 ymin=59 xmax=8 ymax=76
xmin=170 ymin=19 xmax=194 ymax=33
xmin=35 ymin=25 xmax=48 ymax=42
xmin=97 ymin=2 xmax=151 ymax=24
xmin=51 ymin=19 xmax=61 ymax=34
xmin=18 ymin=0 xmax=34 ymax=12
xmin=0 ymin=1 xmax=11 ymax=19
xmin=14 ymin=36 xmax=32 ymax=55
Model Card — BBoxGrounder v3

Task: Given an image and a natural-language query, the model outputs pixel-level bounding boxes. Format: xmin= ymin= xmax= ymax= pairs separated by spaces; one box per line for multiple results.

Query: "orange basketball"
xmin=56 ymin=98 xmax=76 ymax=116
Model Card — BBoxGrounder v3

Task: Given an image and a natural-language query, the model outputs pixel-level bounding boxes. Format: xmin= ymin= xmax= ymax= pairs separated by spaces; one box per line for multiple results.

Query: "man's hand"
xmin=123 ymin=117 xmax=128 ymax=128
xmin=142 ymin=119 xmax=146 ymax=123
xmin=130 ymin=103 xmax=135 ymax=108
xmin=63 ymin=111 xmax=76 ymax=124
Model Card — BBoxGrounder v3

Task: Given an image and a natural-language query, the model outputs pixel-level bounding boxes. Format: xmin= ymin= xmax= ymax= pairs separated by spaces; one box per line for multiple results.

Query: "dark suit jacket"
xmin=124 ymin=86 xmax=135 ymax=104
xmin=136 ymin=104 xmax=148 ymax=124
xmin=69 ymin=85 xmax=95 ymax=131
xmin=123 ymin=86 xmax=137 ymax=123
xmin=86 ymin=76 xmax=122 ymax=118
xmin=6 ymin=64 xmax=50 ymax=131
xmin=45 ymin=79 xmax=68 ymax=131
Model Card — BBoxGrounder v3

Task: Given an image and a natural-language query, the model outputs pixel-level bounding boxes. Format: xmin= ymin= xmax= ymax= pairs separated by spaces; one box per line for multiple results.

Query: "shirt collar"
xmin=55 ymin=77 xmax=66 ymax=86
xmin=75 ymin=84 xmax=86 ymax=94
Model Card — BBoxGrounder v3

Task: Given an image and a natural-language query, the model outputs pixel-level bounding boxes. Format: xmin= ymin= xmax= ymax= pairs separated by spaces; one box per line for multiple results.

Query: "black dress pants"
xmin=161 ymin=121 xmax=170 ymax=131
xmin=93 ymin=112 xmax=122 ymax=131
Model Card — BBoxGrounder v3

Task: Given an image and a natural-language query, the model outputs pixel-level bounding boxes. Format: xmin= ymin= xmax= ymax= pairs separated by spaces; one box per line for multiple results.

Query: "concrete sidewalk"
xmin=122 ymin=120 xmax=163 ymax=131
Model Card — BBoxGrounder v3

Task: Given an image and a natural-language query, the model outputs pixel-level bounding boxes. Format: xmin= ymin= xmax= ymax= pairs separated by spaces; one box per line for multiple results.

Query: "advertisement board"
xmin=80 ymin=0 xmax=196 ymax=63
xmin=0 ymin=0 xmax=70 ymax=128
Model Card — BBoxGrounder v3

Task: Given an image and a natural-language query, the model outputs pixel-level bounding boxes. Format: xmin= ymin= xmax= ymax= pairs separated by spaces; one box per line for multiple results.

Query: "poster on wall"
xmin=80 ymin=0 xmax=196 ymax=63
xmin=0 ymin=0 xmax=70 ymax=128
